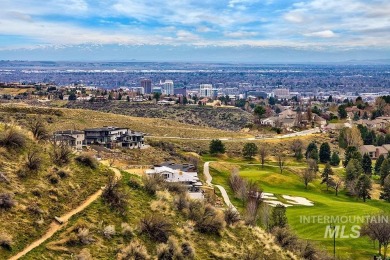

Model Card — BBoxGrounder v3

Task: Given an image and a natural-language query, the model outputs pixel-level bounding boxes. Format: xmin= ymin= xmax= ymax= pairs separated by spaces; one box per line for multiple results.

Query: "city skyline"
xmin=0 ymin=0 xmax=389 ymax=62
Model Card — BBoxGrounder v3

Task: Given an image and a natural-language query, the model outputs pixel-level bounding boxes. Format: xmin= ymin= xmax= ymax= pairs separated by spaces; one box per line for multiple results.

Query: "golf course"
xmin=204 ymin=155 xmax=390 ymax=260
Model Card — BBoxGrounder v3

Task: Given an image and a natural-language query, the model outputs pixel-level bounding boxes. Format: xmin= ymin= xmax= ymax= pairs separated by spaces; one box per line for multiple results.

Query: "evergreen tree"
xmin=209 ymin=139 xmax=225 ymax=155
xmin=254 ymin=105 xmax=266 ymax=119
xmin=270 ymin=205 xmax=287 ymax=229
xmin=375 ymin=154 xmax=385 ymax=175
xmin=242 ymin=143 xmax=258 ymax=159
xmin=355 ymin=174 xmax=372 ymax=202
xmin=319 ymin=142 xmax=331 ymax=163
xmin=118 ymin=93 xmax=122 ymax=100
xmin=305 ymin=142 xmax=318 ymax=161
xmin=343 ymin=146 xmax=362 ymax=167
xmin=346 ymin=159 xmax=363 ymax=183
xmin=321 ymin=163 xmax=334 ymax=191
xmin=330 ymin=152 xmax=340 ymax=166
xmin=126 ymin=96 xmax=130 ymax=102
xmin=362 ymin=153 xmax=372 ymax=176
xmin=380 ymin=159 xmax=390 ymax=186
xmin=380 ymin=175 xmax=390 ymax=202
xmin=338 ymin=105 xmax=347 ymax=119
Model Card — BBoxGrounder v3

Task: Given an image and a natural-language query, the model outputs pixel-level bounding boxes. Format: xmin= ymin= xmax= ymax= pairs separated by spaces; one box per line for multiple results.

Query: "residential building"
xmin=359 ymin=144 xmax=390 ymax=159
xmin=53 ymin=130 xmax=85 ymax=150
xmin=274 ymin=88 xmax=290 ymax=99
xmin=84 ymin=126 xmax=144 ymax=149
xmin=164 ymin=80 xmax=174 ymax=95
xmin=141 ymin=79 xmax=152 ymax=94
xmin=146 ymin=162 xmax=204 ymax=200
xmin=199 ymin=84 xmax=213 ymax=98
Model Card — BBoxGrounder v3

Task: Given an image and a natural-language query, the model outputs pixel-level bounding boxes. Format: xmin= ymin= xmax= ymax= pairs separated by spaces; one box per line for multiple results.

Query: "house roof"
xmin=55 ymin=130 xmax=84 ymax=135
xmin=84 ymin=126 xmax=128 ymax=132
xmin=360 ymin=145 xmax=377 ymax=153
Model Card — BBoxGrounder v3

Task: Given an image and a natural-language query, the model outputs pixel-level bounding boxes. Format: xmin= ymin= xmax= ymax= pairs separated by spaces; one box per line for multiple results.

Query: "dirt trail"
xmin=9 ymin=164 xmax=121 ymax=260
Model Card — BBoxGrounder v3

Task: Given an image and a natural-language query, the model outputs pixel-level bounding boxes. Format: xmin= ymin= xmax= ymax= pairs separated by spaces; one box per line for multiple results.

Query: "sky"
xmin=0 ymin=0 xmax=389 ymax=62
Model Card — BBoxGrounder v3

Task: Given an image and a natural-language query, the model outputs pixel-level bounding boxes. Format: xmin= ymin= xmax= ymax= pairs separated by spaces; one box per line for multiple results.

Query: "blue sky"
xmin=0 ymin=0 xmax=389 ymax=62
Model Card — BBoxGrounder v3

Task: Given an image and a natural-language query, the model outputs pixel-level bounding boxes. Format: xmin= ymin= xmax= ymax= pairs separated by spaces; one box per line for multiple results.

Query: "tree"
xmin=330 ymin=151 xmax=340 ymax=166
xmin=376 ymin=155 xmax=386 ymax=175
xmin=355 ymin=174 xmax=372 ymax=202
xmin=380 ymin=175 xmax=390 ymax=202
xmin=68 ymin=92 xmax=77 ymax=100
xmin=270 ymin=205 xmax=287 ymax=229
xmin=361 ymin=215 xmax=390 ymax=258
xmin=254 ymin=105 xmax=266 ymax=119
xmin=329 ymin=177 xmax=342 ymax=196
xmin=259 ymin=145 xmax=268 ymax=168
xmin=126 ymin=96 xmax=130 ymax=102
xmin=362 ymin=153 xmax=372 ymax=176
xmin=380 ymin=159 xmax=390 ymax=186
xmin=339 ymin=127 xmax=363 ymax=149
xmin=338 ymin=105 xmax=347 ymax=119
xmin=277 ymin=154 xmax=285 ymax=174
xmin=242 ymin=143 xmax=258 ymax=159
xmin=345 ymin=159 xmax=363 ymax=195
xmin=321 ymin=163 xmax=334 ymax=191
xmin=209 ymin=139 xmax=225 ymax=155
xmin=319 ymin=142 xmax=331 ymax=163
xmin=343 ymin=146 xmax=362 ymax=167
xmin=290 ymin=139 xmax=303 ymax=160
xmin=302 ymin=168 xmax=315 ymax=189
xmin=305 ymin=142 xmax=318 ymax=161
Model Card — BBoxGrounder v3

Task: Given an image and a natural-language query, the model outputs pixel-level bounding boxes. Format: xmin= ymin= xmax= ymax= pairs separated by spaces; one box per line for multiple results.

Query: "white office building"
xmin=199 ymin=84 xmax=213 ymax=98
xmin=164 ymin=80 xmax=174 ymax=95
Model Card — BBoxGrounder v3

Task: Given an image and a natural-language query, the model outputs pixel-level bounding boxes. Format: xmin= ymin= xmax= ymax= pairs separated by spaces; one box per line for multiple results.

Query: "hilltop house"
xmin=146 ymin=162 xmax=204 ymax=200
xmin=53 ymin=130 xmax=85 ymax=150
xmin=84 ymin=126 xmax=144 ymax=149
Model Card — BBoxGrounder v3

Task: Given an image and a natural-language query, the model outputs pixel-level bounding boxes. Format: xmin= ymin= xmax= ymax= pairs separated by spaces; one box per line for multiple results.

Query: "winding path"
xmin=203 ymin=162 xmax=238 ymax=212
xmin=9 ymin=164 xmax=121 ymax=260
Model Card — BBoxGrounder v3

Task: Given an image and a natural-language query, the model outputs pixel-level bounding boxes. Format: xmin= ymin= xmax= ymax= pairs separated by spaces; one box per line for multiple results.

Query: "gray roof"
xmin=55 ymin=130 xmax=84 ymax=135
xmin=84 ymin=126 xmax=128 ymax=132
xmin=159 ymin=162 xmax=197 ymax=172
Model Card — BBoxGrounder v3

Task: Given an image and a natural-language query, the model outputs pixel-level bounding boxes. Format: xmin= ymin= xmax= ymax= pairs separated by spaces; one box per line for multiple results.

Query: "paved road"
xmin=203 ymin=162 xmax=238 ymax=212
xmin=9 ymin=164 xmax=121 ymax=260
xmin=147 ymin=127 xmax=320 ymax=141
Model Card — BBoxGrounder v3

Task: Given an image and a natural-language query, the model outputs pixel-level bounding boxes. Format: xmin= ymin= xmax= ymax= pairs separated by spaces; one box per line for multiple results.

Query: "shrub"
xmin=157 ymin=236 xmax=195 ymax=260
xmin=0 ymin=232 xmax=12 ymax=250
xmin=47 ymin=173 xmax=60 ymax=184
xmin=57 ymin=169 xmax=70 ymax=178
xmin=27 ymin=201 xmax=44 ymax=216
xmin=27 ymin=117 xmax=49 ymax=141
xmin=0 ymin=128 xmax=26 ymax=151
xmin=25 ymin=149 xmax=42 ymax=173
xmin=181 ymin=241 xmax=195 ymax=259
xmin=51 ymin=142 xmax=72 ymax=166
xmin=127 ymin=176 xmax=142 ymax=189
xmin=121 ymin=223 xmax=134 ymax=239
xmin=224 ymin=206 xmax=240 ymax=225
xmin=140 ymin=214 xmax=172 ymax=242
xmin=0 ymin=193 xmax=15 ymax=210
xmin=165 ymin=182 xmax=187 ymax=194
xmin=272 ymin=227 xmax=298 ymax=251
xmin=68 ymin=228 xmax=94 ymax=246
xmin=102 ymin=176 xmax=128 ymax=214
xmin=103 ymin=225 xmax=116 ymax=239
xmin=143 ymin=174 xmax=165 ymax=196
xmin=75 ymin=154 xmax=98 ymax=169
xmin=118 ymin=239 xmax=150 ymax=260
xmin=229 ymin=169 xmax=247 ymax=200
xmin=195 ymin=204 xmax=226 ymax=235
xmin=187 ymin=200 xmax=205 ymax=221
xmin=174 ymin=193 xmax=189 ymax=211
xmin=75 ymin=248 xmax=93 ymax=260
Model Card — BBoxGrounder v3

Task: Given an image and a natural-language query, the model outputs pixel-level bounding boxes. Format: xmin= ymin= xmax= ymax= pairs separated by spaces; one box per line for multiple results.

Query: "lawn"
xmin=205 ymin=156 xmax=389 ymax=260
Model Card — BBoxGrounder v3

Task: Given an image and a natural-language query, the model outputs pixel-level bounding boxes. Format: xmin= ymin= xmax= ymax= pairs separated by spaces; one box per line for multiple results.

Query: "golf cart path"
xmin=204 ymin=162 xmax=237 ymax=211
xmin=9 ymin=165 xmax=121 ymax=260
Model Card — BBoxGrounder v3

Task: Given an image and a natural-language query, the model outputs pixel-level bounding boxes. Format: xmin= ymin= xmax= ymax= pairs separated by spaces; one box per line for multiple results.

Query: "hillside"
xmin=62 ymin=101 xmax=254 ymax=131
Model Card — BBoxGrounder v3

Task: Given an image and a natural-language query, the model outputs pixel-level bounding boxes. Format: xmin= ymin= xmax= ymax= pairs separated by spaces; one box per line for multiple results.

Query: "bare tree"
xmin=345 ymin=126 xmax=363 ymax=148
xmin=301 ymin=169 xmax=315 ymax=189
xmin=259 ymin=145 xmax=268 ymax=168
xmin=361 ymin=215 xmax=390 ymax=258
xmin=277 ymin=154 xmax=286 ymax=174
xmin=307 ymin=159 xmax=318 ymax=176
xmin=50 ymin=141 xmax=72 ymax=166
xmin=290 ymin=139 xmax=303 ymax=159
xmin=244 ymin=181 xmax=263 ymax=226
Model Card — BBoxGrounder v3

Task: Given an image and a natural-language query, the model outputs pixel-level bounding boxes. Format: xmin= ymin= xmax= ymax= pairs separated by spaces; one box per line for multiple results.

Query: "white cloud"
xmin=304 ymin=30 xmax=336 ymax=38
xmin=224 ymin=31 xmax=258 ymax=38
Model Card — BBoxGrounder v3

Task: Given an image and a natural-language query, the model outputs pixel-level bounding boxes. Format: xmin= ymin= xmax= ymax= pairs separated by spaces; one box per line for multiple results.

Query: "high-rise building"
xmin=199 ymin=84 xmax=213 ymax=97
xmin=164 ymin=80 xmax=174 ymax=95
xmin=141 ymin=79 xmax=152 ymax=94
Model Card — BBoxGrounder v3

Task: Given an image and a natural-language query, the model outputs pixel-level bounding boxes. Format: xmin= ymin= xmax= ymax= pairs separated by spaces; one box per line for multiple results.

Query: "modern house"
xmin=53 ymin=130 xmax=85 ymax=150
xmin=84 ymin=126 xmax=144 ymax=149
xmin=146 ymin=162 xmax=204 ymax=200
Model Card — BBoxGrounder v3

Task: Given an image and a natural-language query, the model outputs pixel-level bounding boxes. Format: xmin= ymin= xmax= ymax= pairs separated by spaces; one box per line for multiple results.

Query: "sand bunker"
xmin=261 ymin=192 xmax=277 ymax=200
xmin=282 ymin=195 xmax=314 ymax=206
xmin=263 ymin=200 xmax=293 ymax=207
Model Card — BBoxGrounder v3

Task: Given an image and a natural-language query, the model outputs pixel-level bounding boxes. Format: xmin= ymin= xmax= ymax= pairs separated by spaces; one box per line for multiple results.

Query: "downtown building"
xmin=141 ymin=79 xmax=152 ymax=94
xmin=164 ymin=80 xmax=174 ymax=95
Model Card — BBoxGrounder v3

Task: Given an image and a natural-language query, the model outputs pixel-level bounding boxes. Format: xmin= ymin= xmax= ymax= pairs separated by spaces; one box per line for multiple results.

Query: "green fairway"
xmin=205 ymin=156 xmax=390 ymax=260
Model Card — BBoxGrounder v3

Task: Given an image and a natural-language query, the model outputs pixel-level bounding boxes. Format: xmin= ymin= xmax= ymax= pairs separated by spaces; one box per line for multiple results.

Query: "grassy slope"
xmin=0 ymin=142 xmax=112 ymax=259
xmin=206 ymin=156 xmax=389 ymax=260
xmin=0 ymin=103 xmax=251 ymax=139
xmin=23 ymin=171 xmax=295 ymax=260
